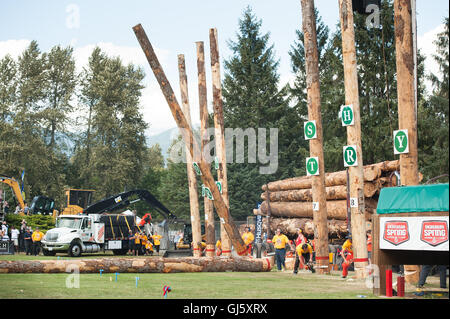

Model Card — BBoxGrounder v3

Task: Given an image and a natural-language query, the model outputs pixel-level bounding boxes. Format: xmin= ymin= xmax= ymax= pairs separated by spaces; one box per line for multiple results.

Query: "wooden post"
xmin=300 ymin=0 xmax=329 ymax=274
xmin=132 ymin=24 xmax=247 ymax=256
xmin=338 ymin=0 xmax=368 ymax=278
xmin=394 ymin=0 xmax=420 ymax=284
xmin=177 ymin=54 xmax=203 ymax=257
xmin=196 ymin=41 xmax=215 ymax=257
xmin=209 ymin=28 xmax=232 ymax=257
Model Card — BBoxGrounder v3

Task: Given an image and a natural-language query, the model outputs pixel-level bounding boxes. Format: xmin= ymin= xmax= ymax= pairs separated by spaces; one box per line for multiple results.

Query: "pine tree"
xmin=42 ymin=45 xmax=77 ymax=150
xmin=418 ymin=17 xmax=449 ymax=182
xmin=72 ymin=48 xmax=148 ymax=199
xmin=222 ymin=7 xmax=305 ymax=219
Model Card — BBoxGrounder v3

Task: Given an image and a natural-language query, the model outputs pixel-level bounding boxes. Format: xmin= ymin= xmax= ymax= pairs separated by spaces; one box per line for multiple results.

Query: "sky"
xmin=1 ymin=1 xmax=448 ymax=136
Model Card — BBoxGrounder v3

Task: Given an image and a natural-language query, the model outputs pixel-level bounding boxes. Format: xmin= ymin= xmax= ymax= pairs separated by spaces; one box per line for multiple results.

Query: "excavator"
xmin=81 ymin=189 xmax=197 ymax=256
xmin=0 ymin=175 xmax=56 ymax=217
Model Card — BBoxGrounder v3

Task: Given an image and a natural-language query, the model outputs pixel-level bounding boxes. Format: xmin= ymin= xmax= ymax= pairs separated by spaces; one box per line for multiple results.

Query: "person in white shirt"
xmin=11 ymin=226 xmax=20 ymax=252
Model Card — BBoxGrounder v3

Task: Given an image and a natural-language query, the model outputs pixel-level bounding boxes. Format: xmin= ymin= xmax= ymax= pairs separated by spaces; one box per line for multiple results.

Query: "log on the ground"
xmin=269 ymin=217 xmax=351 ymax=239
xmin=260 ymin=200 xmax=374 ymax=220
xmin=261 ymin=161 xmax=399 ymax=192
xmin=0 ymin=256 xmax=273 ymax=273
xmin=261 ymin=181 xmax=380 ymax=202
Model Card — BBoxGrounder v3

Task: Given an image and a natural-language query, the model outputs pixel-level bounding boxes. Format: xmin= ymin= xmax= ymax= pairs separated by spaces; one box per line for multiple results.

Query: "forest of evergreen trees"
xmin=1 ymin=1 xmax=448 ymax=222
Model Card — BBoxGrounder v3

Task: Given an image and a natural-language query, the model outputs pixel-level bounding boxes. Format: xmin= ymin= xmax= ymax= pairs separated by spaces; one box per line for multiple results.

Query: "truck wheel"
xmin=69 ymin=242 xmax=82 ymax=257
xmin=43 ymin=249 xmax=56 ymax=256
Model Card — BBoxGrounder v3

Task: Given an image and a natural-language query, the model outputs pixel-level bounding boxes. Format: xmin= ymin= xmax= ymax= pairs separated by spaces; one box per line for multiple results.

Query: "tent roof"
xmin=376 ymin=183 xmax=449 ymax=214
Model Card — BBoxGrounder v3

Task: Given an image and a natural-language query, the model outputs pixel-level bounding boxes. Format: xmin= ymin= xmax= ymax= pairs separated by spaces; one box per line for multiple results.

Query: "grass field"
xmin=0 ymin=253 xmax=447 ymax=299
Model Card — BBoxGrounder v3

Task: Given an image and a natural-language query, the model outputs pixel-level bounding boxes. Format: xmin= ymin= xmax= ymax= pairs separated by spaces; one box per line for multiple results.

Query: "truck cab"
xmin=42 ymin=214 xmax=104 ymax=257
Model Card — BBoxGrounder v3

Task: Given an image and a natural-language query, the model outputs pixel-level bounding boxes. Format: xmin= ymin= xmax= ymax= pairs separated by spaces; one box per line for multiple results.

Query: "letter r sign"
xmin=343 ymin=145 xmax=358 ymax=167
xmin=393 ymin=129 xmax=409 ymax=154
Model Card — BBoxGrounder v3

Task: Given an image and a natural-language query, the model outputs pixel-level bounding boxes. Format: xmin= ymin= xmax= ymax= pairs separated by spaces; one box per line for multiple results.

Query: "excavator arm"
xmin=83 ymin=189 xmax=177 ymax=223
xmin=0 ymin=176 xmax=25 ymax=210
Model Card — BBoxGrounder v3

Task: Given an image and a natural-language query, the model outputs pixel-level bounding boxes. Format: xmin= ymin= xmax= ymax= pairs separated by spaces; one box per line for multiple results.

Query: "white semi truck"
xmin=41 ymin=213 xmax=136 ymax=257
xmin=41 ymin=189 xmax=179 ymax=257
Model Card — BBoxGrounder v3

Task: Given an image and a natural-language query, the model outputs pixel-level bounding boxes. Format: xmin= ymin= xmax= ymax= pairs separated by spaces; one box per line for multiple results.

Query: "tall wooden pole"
xmin=209 ymin=28 xmax=232 ymax=257
xmin=178 ymin=54 xmax=202 ymax=257
xmin=300 ymin=0 xmax=329 ymax=274
xmin=338 ymin=0 xmax=368 ymax=278
xmin=132 ymin=24 xmax=247 ymax=256
xmin=394 ymin=0 xmax=420 ymax=284
xmin=196 ymin=41 xmax=215 ymax=257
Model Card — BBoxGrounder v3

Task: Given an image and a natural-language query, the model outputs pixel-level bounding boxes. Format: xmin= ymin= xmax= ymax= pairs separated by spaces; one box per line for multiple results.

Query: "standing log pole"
xmin=339 ymin=0 xmax=368 ymax=278
xmin=132 ymin=24 xmax=247 ymax=256
xmin=394 ymin=0 xmax=420 ymax=284
xmin=197 ymin=41 xmax=215 ymax=257
xmin=210 ymin=28 xmax=232 ymax=257
xmin=301 ymin=0 xmax=329 ymax=273
xmin=178 ymin=54 xmax=203 ymax=257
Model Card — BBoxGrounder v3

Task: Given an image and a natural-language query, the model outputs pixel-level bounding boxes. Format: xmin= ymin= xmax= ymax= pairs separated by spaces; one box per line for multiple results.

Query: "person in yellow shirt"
xmin=134 ymin=230 xmax=141 ymax=256
xmin=294 ymin=243 xmax=315 ymax=274
xmin=31 ymin=227 xmax=44 ymax=256
xmin=152 ymin=231 xmax=162 ymax=255
xmin=340 ymin=235 xmax=353 ymax=278
xmin=215 ymin=239 xmax=222 ymax=256
xmin=242 ymin=227 xmax=255 ymax=256
xmin=140 ymin=232 xmax=148 ymax=255
xmin=272 ymin=229 xmax=294 ymax=271
xmin=145 ymin=239 xmax=154 ymax=255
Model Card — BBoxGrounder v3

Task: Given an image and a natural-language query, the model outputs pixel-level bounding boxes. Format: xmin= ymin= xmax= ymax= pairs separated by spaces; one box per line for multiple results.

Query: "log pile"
xmin=256 ymin=160 xmax=401 ymax=239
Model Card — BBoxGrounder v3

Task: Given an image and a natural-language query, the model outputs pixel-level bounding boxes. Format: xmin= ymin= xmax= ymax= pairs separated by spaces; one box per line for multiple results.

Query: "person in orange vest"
xmin=242 ymin=227 xmax=254 ymax=256
xmin=31 ymin=227 xmax=44 ymax=256
xmin=340 ymin=235 xmax=353 ymax=279
xmin=215 ymin=239 xmax=222 ymax=256
xmin=152 ymin=231 xmax=162 ymax=255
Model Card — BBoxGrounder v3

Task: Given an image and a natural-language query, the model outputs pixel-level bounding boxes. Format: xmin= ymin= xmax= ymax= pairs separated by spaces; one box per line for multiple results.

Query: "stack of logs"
xmin=255 ymin=160 xmax=401 ymax=240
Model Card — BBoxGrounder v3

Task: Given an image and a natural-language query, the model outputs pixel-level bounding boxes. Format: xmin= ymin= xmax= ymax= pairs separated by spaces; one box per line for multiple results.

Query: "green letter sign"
xmin=304 ymin=120 xmax=317 ymax=140
xmin=306 ymin=157 xmax=319 ymax=176
xmin=393 ymin=129 xmax=409 ymax=154
xmin=343 ymin=145 xmax=358 ymax=167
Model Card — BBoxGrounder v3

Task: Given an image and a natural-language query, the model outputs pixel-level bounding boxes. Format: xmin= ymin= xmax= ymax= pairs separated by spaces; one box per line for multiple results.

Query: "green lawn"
xmin=0 ymin=253 xmax=447 ymax=299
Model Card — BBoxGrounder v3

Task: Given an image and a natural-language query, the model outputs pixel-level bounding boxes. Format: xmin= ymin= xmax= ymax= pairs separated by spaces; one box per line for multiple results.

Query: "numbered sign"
xmin=193 ymin=162 xmax=202 ymax=176
xmin=350 ymin=198 xmax=358 ymax=208
xmin=393 ymin=129 xmax=409 ymax=154
xmin=343 ymin=145 xmax=358 ymax=167
xmin=306 ymin=157 xmax=319 ymax=176
xmin=340 ymin=104 xmax=354 ymax=126
xmin=304 ymin=120 xmax=317 ymax=140
xmin=312 ymin=202 xmax=319 ymax=211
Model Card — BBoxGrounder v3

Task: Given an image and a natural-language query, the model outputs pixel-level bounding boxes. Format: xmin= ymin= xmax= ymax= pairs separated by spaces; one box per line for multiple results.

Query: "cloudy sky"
xmin=1 ymin=1 xmax=448 ymax=136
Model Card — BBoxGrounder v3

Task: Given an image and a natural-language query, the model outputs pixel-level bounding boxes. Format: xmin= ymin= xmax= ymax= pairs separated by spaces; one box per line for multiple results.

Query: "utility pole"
xmin=132 ymin=24 xmax=247 ymax=256
xmin=394 ymin=0 xmax=420 ymax=284
xmin=196 ymin=41 xmax=215 ymax=257
xmin=338 ymin=0 xmax=368 ymax=278
xmin=209 ymin=28 xmax=232 ymax=257
xmin=300 ymin=0 xmax=329 ymax=274
xmin=177 ymin=54 xmax=202 ymax=257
